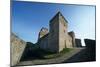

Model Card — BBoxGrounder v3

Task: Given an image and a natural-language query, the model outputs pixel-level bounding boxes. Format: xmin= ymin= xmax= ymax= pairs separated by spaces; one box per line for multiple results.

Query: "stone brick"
xmin=75 ymin=38 xmax=82 ymax=47
xmin=11 ymin=33 xmax=26 ymax=66
xmin=38 ymin=11 xmax=76 ymax=52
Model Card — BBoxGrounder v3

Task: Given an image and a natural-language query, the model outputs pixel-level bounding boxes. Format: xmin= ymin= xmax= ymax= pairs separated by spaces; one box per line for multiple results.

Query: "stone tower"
xmin=38 ymin=11 xmax=75 ymax=52
xmin=68 ymin=31 xmax=76 ymax=47
xmin=48 ymin=11 xmax=68 ymax=52
xmin=38 ymin=27 xmax=49 ymax=49
xmin=38 ymin=27 xmax=48 ymax=39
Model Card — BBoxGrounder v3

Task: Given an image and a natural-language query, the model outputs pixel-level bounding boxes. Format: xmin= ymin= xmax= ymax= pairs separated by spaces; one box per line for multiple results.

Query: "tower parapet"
xmin=38 ymin=11 xmax=76 ymax=52
xmin=38 ymin=27 xmax=48 ymax=39
xmin=68 ymin=31 xmax=76 ymax=47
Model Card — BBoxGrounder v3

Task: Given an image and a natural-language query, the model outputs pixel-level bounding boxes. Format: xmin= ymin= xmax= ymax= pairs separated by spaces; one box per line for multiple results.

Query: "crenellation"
xmin=38 ymin=11 xmax=76 ymax=52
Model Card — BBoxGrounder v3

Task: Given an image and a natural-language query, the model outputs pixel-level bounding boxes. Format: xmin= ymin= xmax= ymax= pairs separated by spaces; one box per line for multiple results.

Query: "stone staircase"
xmin=17 ymin=48 xmax=85 ymax=66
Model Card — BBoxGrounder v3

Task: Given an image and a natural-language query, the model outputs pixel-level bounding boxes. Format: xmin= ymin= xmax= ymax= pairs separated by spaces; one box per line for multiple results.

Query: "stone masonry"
xmin=11 ymin=33 xmax=26 ymax=66
xmin=38 ymin=11 xmax=76 ymax=52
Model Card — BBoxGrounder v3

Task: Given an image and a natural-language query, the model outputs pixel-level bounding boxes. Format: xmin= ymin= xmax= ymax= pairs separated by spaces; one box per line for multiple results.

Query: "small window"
xmin=69 ymin=39 xmax=70 ymax=42
xmin=64 ymin=23 xmax=66 ymax=26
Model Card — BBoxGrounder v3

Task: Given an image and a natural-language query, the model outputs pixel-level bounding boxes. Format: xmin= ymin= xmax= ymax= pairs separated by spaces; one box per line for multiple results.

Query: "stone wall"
xmin=48 ymin=12 xmax=59 ymax=52
xmin=11 ymin=33 xmax=26 ymax=66
xmin=39 ymin=34 xmax=49 ymax=50
xmin=59 ymin=14 xmax=68 ymax=51
xmin=59 ymin=12 xmax=74 ymax=51
xmin=84 ymin=39 xmax=95 ymax=48
xmin=38 ymin=11 xmax=75 ymax=52
xmin=20 ymin=42 xmax=38 ymax=61
xmin=84 ymin=39 xmax=96 ymax=61
xmin=65 ymin=34 xmax=73 ymax=48
xmin=75 ymin=38 xmax=82 ymax=47
xmin=68 ymin=31 xmax=75 ymax=47
xmin=38 ymin=27 xmax=48 ymax=39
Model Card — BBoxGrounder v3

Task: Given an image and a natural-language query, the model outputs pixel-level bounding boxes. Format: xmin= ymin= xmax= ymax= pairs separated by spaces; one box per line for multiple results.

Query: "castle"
xmin=37 ymin=11 xmax=76 ymax=52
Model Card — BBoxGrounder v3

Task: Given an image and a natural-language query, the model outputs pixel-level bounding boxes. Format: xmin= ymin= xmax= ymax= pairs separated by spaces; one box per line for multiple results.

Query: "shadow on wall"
xmin=20 ymin=38 xmax=96 ymax=63
xmin=84 ymin=39 xmax=96 ymax=61
xmin=63 ymin=39 xmax=96 ymax=63
xmin=20 ymin=42 xmax=53 ymax=61
xmin=75 ymin=38 xmax=82 ymax=47
xmin=20 ymin=42 xmax=39 ymax=61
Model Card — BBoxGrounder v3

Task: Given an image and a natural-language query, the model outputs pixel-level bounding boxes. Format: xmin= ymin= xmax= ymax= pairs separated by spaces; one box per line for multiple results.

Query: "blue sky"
xmin=12 ymin=1 xmax=95 ymax=46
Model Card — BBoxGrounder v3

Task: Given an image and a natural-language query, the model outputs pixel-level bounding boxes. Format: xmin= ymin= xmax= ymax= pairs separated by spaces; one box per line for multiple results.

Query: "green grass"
xmin=43 ymin=48 xmax=72 ymax=59
xmin=60 ymin=48 xmax=72 ymax=53
xmin=22 ymin=47 xmax=73 ymax=60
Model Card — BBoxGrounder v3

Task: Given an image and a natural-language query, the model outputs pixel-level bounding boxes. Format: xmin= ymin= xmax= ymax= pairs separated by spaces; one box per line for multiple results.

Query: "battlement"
xmin=38 ymin=27 xmax=48 ymax=39
xmin=38 ymin=11 xmax=76 ymax=52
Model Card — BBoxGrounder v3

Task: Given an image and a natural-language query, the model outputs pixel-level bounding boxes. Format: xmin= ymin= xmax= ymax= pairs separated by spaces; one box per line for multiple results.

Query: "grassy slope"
xmin=21 ymin=43 xmax=73 ymax=61
xmin=35 ymin=48 xmax=73 ymax=59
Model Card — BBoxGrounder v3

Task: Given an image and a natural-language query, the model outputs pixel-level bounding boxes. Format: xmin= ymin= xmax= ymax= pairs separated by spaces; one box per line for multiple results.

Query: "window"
xmin=64 ymin=23 xmax=66 ymax=26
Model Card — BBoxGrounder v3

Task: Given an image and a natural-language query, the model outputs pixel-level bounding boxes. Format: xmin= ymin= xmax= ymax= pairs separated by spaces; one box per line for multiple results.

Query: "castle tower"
xmin=38 ymin=27 xmax=48 ymax=39
xmin=48 ymin=11 xmax=68 ymax=52
xmin=68 ymin=31 xmax=76 ymax=47
xmin=38 ymin=27 xmax=49 ymax=49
